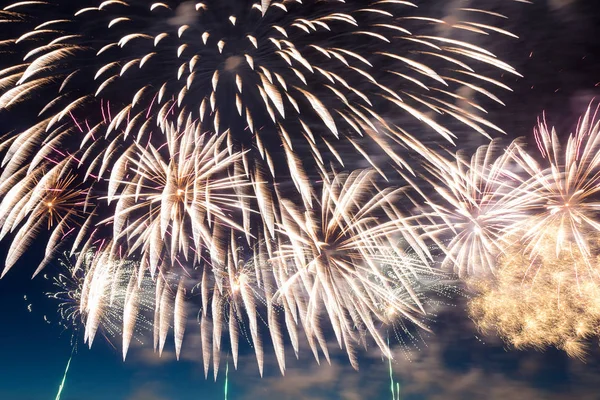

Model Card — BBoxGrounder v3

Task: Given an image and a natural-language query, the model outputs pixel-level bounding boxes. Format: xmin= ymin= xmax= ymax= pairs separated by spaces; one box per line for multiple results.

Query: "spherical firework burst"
xmin=408 ymin=138 xmax=528 ymax=277
xmin=468 ymin=229 xmax=600 ymax=359
xmin=103 ymin=120 xmax=251 ymax=276
xmin=509 ymin=104 xmax=600 ymax=261
xmin=0 ymin=0 xmax=520 ymax=190
xmin=273 ymin=169 xmax=438 ymax=369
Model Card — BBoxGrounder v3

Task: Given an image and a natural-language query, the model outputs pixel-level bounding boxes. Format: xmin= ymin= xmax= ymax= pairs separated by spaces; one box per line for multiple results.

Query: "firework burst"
xmin=510 ymin=104 xmax=600 ymax=261
xmin=0 ymin=157 xmax=92 ymax=277
xmin=273 ymin=169 xmax=437 ymax=368
xmin=0 ymin=0 xmax=520 ymax=186
xmin=0 ymin=119 xmax=250 ymax=277
xmin=408 ymin=139 xmax=527 ymax=277
xmin=102 ymin=120 xmax=251 ymax=276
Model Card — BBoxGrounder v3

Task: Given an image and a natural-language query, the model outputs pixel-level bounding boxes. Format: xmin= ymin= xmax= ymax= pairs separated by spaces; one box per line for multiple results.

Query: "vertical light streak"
xmin=224 ymin=359 xmax=229 ymax=400
xmin=54 ymin=348 xmax=74 ymax=400
xmin=388 ymin=338 xmax=400 ymax=400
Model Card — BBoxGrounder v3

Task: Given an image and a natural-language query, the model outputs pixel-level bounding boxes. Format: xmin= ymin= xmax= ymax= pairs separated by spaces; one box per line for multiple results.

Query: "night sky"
xmin=2 ymin=1 xmax=600 ymax=399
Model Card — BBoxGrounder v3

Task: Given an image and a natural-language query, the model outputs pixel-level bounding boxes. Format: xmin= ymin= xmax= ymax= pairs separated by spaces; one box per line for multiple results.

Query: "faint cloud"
xmin=229 ymin=305 xmax=600 ymax=400
xmin=549 ymin=0 xmax=576 ymax=11
xmin=126 ymin=383 xmax=170 ymax=400
xmin=127 ymin=318 xmax=204 ymax=367
xmin=239 ymin=360 xmax=380 ymax=400
xmin=389 ymin=306 xmax=600 ymax=400
xmin=131 ymin=345 xmax=178 ymax=366
xmin=167 ymin=1 xmax=198 ymax=26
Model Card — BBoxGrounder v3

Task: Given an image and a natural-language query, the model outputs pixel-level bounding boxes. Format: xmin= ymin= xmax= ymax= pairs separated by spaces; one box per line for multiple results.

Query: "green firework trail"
xmin=388 ymin=338 xmax=400 ymax=400
xmin=224 ymin=359 xmax=229 ymax=400
xmin=389 ymin=355 xmax=400 ymax=400
xmin=55 ymin=348 xmax=74 ymax=400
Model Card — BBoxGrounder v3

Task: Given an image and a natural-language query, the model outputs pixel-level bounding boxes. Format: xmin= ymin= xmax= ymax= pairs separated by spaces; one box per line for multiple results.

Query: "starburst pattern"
xmin=0 ymin=158 xmax=91 ymax=277
xmin=103 ymin=120 xmax=251 ymax=276
xmin=274 ymin=169 xmax=435 ymax=368
xmin=408 ymin=139 xmax=527 ymax=277
xmin=510 ymin=105 xmax=600 ymax=260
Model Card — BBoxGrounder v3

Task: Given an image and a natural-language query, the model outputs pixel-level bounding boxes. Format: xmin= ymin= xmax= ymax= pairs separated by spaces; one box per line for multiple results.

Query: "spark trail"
xmin=54 ymin=348 xmax=74 ymax=400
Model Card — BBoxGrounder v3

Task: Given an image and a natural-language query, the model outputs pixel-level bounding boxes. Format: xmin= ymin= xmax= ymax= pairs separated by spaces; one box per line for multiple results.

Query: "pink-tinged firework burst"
xmin=0 ymin=120 xmax=250 ymax=278
xmin=467 ymin=106 xmax=600 ymax=359
xmin=510 ymin=104 xmax=600 ymax=261
xmin=0 ymin=157 xmax=92 ymax=277
xmin=406 ymin=139 xmax=528 ymax=277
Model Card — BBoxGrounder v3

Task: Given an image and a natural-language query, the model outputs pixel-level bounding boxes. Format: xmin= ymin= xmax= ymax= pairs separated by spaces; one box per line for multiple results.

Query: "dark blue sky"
xmin=2 ymin=1 xmax=600 ymax=399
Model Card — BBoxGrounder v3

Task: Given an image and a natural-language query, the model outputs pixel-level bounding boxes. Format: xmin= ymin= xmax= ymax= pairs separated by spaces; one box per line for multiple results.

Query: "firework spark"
xmin=49 ymin=251 xmax=155 ymax=359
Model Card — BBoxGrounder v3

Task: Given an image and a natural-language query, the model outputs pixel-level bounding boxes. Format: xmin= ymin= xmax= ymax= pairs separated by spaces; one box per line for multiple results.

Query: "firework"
xmin=273 ymin=169 xmax=439 ymax=369
xmin=380 ymin=250 xmax=459 ymax=359
xmin=408 ymin=139 xmax=528 ymax=277
xmin=54 ymin=349 xmax=74 ymax=400
xmin=0 ymin=0 xmax=526 ymax=375
xmin=0 ymin=120 xmax=249 ymax=277
xmin=509 ymin=105 xmax=600 ymax=261
xmin=0 ymin=0 xmax=520 ymax=186
xmin=102 ymin=120 xmax=251 ymax=275
xmin=49 ymin=250 xmax=155 ymax=359
xmin=191 ymin=241 xmax=272 ymax=377
xmin=469 ymin=228 xmax=600 ymax=359
xmin=0 ymin=157 xmax=91 ymax=277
